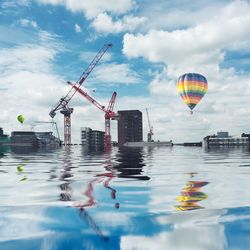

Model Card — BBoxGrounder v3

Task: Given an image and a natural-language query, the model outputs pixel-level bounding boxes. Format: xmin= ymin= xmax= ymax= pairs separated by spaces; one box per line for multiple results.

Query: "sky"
xmin=1 ymin=0 xmax=250 ymax=143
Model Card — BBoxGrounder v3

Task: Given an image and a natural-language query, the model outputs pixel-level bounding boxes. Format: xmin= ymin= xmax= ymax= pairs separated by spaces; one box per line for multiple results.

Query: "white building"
xmin=80 ymin=127 xmax=105 ymax=150
xmin=203 ymin=132 xmax=249 ymax=148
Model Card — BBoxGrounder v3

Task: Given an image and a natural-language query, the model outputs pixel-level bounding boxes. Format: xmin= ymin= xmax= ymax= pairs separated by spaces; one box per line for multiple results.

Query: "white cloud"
xmin=79 ymin=51 xmax=112 ymax=63
xmin=0 ymin=29 xmax=140 ymax=144
xmin=74 ymin=23 xmax=81 ymax=33
xmin=1 ymin=0 xmax=30 ymax=8
xmin=91 ymin=13 xmax=147 ymax=33
xmin=92 ymin=63 xmax=141 ymax=84
xmin=148 ymin=68 xmax=177 ymax=96
xmin=121 ymin=225 xmax=225 ymax=250
xmin=0 ymin=45 xmax=55 ymax=73
xmin=0 ymin=31 xmax=69 ymax=139
xmin=120 ymin=1 xmax=250 ymax=142
xmin=36 ymin=0 xmax=146 ymax=34
xmin=19 ymin=19 xmax=38 ymax=29
xmin=123 ymin=1 xmax=250 ymax=77
xmin=138 ymin=1 xmax=229 ymax=31
xmin=37 ymin=0 xmax=135 ymax=19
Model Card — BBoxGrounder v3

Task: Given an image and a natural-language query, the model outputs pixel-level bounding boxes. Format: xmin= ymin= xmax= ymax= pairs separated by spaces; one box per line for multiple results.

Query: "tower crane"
xmin=49 ymin=44 xmax=112 ymax=145
xmin=68 ymin=83 xmax=118 ymax=149
xmin=146 ymin=108 xmax=153 ymax=142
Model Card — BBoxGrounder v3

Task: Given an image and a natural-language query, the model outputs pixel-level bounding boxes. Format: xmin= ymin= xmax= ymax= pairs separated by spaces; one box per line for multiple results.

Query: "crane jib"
xmin=49 ymin=43 xmax=112 ymax=118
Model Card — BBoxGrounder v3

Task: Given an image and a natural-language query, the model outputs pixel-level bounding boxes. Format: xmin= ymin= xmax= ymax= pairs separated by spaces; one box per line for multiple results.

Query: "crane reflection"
xmin=69 ymin=155 xmax=119 ymax=241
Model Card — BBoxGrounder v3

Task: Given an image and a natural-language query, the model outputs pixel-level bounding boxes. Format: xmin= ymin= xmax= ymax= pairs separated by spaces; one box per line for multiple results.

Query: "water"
xmin=1 ymin=145 xmax=250 ymax=250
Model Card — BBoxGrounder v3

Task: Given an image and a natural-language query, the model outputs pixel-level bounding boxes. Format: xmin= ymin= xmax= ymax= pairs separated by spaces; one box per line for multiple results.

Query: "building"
xmin=203 ymin=131 xmax=249 ymax=148
xmin=0 ymin=128 xmax=10 ymax=145
xmin=10 ymin=131 xmax=39 ymax=147
xmin=10 ymin=131 xmax=61 ymax=148
xmin=35 ymin=132 xmax=61 ymax=147
xmin=217 ymin=131 xmax=229 ymax=138
xmin=118 ymin=110 xmax=143 ymax=146
xmin=81 ymin=127 xmax=105 ymax=151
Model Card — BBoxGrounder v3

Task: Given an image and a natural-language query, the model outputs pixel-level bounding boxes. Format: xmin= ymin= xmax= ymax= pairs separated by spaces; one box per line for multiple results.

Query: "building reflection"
xmin=114 ymin=147 xmax=150 ymax=180
xmin=81 ymin=144 xmax=106 ymax=156
xmin=10 ymin=145 xmax=38 ymax=154
xmin=175 ymin=181 xmax=209 ymax=211
xmin=0 ymin=145 xmax=10 ymax=158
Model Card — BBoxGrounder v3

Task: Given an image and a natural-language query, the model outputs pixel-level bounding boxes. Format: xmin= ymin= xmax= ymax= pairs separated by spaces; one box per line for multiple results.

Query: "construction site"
xmin=48 ymin=43 xmax=174 ymax=150
xmin=48 ymin=43 xmax=118 ymax=149
xmin=0 ymin=43 xmax=173 ymax=151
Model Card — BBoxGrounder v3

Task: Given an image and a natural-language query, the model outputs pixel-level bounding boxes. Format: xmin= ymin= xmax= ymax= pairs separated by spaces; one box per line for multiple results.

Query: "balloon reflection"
xmin=175 ymin=181 xmax=209 ymax=211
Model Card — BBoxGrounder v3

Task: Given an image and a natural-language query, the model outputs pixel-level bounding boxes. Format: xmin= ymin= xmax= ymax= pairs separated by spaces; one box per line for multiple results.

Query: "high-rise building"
xmin=117 ymin=110 xmax=143 ymax=146
xmin=81 ymin=127 xmax=105 ymax=150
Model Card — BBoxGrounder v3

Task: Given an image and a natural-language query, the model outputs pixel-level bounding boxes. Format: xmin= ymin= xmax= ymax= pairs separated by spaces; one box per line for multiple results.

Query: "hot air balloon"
xmin=176 ymin=73 xmax=208 ymax=114
xmin=17 ymin=115 xmax=25 ymax=124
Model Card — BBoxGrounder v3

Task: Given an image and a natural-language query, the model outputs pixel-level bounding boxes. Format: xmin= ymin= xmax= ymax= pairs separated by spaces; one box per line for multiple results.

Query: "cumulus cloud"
xmin=123 ymin=1 xmax=250 ymax=77
xmin=0 ymin=30 xmax=140 ymax=143
xmin=37 ymin=0 xmax=135 ymax=19
xmin=138 ymin=0 xmax=229 ymax=30
xmin=91 ymin=13 xmax=147 ymax=33
xmin=120 ymin=1 xmax=250 ymax=141
xmin=36 ymin=0 xmax=148 ymax=34
xmin=148 ymin=68 xmax=177 ymax=96
xmin=0 ymin=31 xmax=68 ymax=138
xmin=74 ymin=23 xmax=81 ymax=33
xmin=0 ymin=45 xmax=55 ymax=73
xmin=123 ymin=1 xmax=250 ymax=98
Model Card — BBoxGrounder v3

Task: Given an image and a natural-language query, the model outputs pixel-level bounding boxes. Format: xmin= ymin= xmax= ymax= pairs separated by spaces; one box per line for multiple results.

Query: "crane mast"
xmin=49 ymin=44 xmax=112 ymax=145
xmin=104 ymin=92 xmax=118 ymax=149
xmin=146 ymin=108 xmax=153 ymax=142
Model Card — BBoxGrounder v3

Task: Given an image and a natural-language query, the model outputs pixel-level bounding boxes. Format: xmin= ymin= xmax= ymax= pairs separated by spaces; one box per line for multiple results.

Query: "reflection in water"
xmin=2 ymin=146 xmax=250 ymax=249
xmin=114 ymin=147 xmax=150 ymax=180
xmin=175 ymin=181 xmax=209 ymax=211
xmin=0 ymin=145 xmax=10 ymax=158
xmin=10 ymin=145 xmax=38 ymax=154
xmin=81 ymin=144 xmax=106 ymax=156
xmin=59 ymin=147 xmax=74 ymax=201
xmin=74 ymin=163 xmax=118 ymax=241
xmin=79 ymin=209 xmax=109 ymax=242
xmin=74 ymin=165 xmax=117 ymax=241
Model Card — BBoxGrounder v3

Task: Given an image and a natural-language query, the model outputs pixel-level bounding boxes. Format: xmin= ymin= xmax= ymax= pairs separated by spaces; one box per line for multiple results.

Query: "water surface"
xmin=0 ymin=145 xmax=250 ymax=250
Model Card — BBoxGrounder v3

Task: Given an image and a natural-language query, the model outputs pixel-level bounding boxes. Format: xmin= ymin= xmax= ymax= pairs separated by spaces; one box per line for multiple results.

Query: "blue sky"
xmin=1 ymin=0 xmax=250 ymax=143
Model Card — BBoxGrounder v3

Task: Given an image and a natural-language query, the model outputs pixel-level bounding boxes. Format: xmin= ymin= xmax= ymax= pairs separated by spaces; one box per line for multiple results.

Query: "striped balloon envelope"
xmin=176 ymin=73 xmax=208 ymax=114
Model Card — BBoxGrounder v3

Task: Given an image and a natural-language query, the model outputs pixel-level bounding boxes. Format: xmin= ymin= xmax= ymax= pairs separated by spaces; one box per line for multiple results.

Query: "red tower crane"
xmin=68 ymin=83 xmax=118 ymax=149
xmin=49 ymin=44 xmax=112 ymax=145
